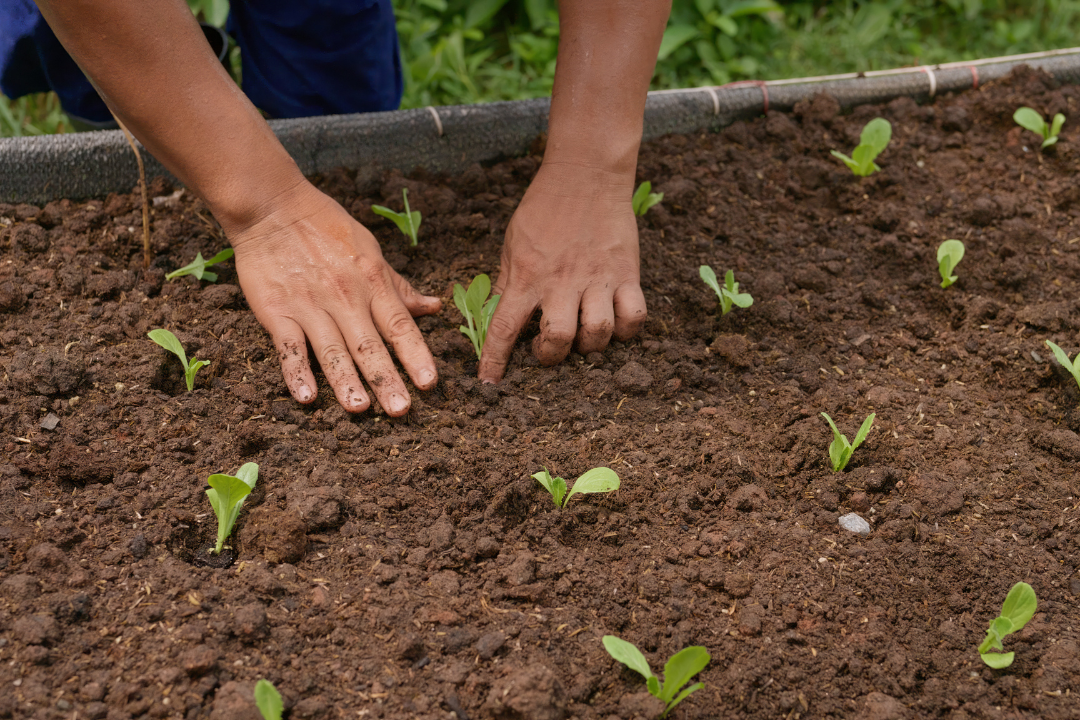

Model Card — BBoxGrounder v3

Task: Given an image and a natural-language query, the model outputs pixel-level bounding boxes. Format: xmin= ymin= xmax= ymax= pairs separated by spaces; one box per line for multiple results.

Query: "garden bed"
xmin=1 ymin=66 xmax=1079 ymax=720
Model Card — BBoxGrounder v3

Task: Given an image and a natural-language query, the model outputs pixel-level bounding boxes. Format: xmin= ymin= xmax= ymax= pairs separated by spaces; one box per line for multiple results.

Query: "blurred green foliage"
xmin=4 ymin=0 xmax=1080 ymax=135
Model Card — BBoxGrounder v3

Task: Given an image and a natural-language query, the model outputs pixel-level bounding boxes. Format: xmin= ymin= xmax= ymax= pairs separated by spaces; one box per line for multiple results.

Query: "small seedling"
xmin=453 ymin=273 xmax=500 ymax=360
xmin=1014 ymin=107 xmax=1065 ymax=149
xmin=254 ymin=679 xmax=282 ymax=720
xmin=831 ymin=118 xmax=892 ymax=176
xmin=532 ymin=466 xmax=620 ymax=509
xmin=206 ymin=462 xmax=258 ymax=554
xmin=979 ymin=581 xmax=1037 ymax=668
xmin=937 ymin=239 xmax=965 ymax=288
xmin=165 ymin=248 xmax=234 ymax=282
xmin=147 ymin=328 xmax=208 ymax=392
xmin=371 ymin=188 xmax=422 ymax=246
xmin=1044 ymin=340 xmax=1080 ymax=391
xmin=632 ymin=181 xmax=664 ymax=216
xmin=602 ymin=635 xmax=710 ymax=718
xmin=699 ymin=266 xmax=753 ymax=315
xmin=820 ymin=412 xmax=875 ymax=472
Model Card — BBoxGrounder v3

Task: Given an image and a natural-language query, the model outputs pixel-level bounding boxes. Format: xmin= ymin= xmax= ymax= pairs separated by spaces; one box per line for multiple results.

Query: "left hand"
xmin=478 ymin=161 xmax=648 ymax=382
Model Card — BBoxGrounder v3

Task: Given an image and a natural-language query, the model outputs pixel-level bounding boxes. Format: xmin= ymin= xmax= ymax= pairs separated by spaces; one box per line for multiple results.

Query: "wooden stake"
xmin=113 ymin=116 xmax=151 ymax=269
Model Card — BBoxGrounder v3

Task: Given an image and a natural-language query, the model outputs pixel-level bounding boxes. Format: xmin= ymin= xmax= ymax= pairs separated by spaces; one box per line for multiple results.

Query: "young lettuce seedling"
xmin=147 ymin=328 xmax=208 ymax=392
xmin=820 ymin=412 xmax=875 ymax=472
xmin=254 ymin=679 xmax=283 ymax=720
xmin=371 ymin=188 xmax=422 ymax=246
xmin=1013 ymin=107 xmax=1065 ymax=149
xmin=206 ymin=462 xmax=258 ymax=555
xmin=632 ymin=181 xmax=664 ymax=217
xmin=830 ymin=118 xmax=892 ymax=176
xmin=699 ymin=266 xmax=753 ymax=315
xmin=602 ymin=635 xmax=710 ymax=718
xmin=165 ymin=248 xmax=234 ymax=282
xmin=453 ymin=273 xmax=500 ymax=360
xmin=978 ymin=581 xmax=1037 ymax=668
xmin=1044 ymin=340 xmax=1080 ymax=391
xmin=937 ymin=239 xmax=965 ymax=288
xmin=532 ymin=466 xmax=620 ymax=509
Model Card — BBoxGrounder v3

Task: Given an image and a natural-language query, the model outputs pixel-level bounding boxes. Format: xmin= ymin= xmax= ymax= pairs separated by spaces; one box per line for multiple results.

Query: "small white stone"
xmin=839 ymin=512 xmax=871 ymax=536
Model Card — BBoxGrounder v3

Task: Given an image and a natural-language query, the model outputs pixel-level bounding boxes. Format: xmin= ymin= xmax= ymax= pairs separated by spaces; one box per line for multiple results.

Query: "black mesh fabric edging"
xmin=3 ymin=49 xmax=1080 ymax=205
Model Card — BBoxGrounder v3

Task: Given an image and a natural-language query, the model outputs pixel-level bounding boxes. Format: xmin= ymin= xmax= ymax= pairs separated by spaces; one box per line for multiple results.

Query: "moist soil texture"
xmin=1 ymin=66 xmax=1080 ymax=720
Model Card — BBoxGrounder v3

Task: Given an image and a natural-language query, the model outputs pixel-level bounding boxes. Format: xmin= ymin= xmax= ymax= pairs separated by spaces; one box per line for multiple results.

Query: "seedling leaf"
xmin=1014 ymin=107 xmax=1066 ymax=149
xmin=254 ymin=679 xmax=283 ymax=720
xmin=820 ymin=412 xmax=874 ymax=472
xmin=978 ymin=581 xmax=1036 ymax=668
xmin=700 ymin=265 xmax=753 ymax=316
xmin=602 ymin=635 xmax=654 ymax=680
xmin=981 ymin=651 xmax=1016 ymax=669
xmin=851 ymin=413 xmax=876 ymax=450
xmin=664 ymin=682 xmax=705 ymax=716
xmin=632 ymin=181 xmax=664 ymax=216
xmin=659 ymin=646 xmax=710 ymax=704
xmin=699 ymin=265 xmax=721 ymax=297
xmin=531 ymin=467 xmax=567 ymax=508
xmin=147 ymin=328 xmax=206 ymax=391
xmin=453 ymin=274 xmax=500 ymax=360
xmin=205 ymin=462 xmax=258 ymax=554
xmin=831 ymin=118 xmax=891 ymax=176
xmin=563 ymin=467 xmax=620 ymax=508
xmin=937 ymin=239 xmax=965 ymax=288
xmin=371 ymin=188 xmax=422 ymax=245
xmin=165 ymin=248 xmax=234 ymax=282
xmin=1045 ymin=340 xmax=1080 ymax=391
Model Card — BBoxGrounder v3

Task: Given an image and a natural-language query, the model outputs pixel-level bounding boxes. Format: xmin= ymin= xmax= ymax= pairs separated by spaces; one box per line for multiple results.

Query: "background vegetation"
xmin=3 ymin=0 xmax=1080 ymax=136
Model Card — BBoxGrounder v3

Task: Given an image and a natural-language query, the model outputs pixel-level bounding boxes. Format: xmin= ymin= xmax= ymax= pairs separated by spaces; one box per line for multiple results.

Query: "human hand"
xmin=228 ymin=182 xmax=442 ymax=415
xmin=478 ymin=162 xmax=648 ymax=383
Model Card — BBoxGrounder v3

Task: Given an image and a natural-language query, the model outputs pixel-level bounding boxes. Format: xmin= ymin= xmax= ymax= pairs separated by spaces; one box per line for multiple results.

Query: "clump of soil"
xmin=0 ymin=65 xmax=1078 ymax=720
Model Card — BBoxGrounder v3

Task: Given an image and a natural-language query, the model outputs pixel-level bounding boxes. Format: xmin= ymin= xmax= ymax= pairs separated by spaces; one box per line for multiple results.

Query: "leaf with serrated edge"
xmin=659 ymin=646 xmax=710 ymax=703
xmin=254 ymin=679 xmax=283 ymax=720
xmin=602 ymin=636 xmax=654 ymax=681
xmin=563 ymin=467 xmax=620 ymax=508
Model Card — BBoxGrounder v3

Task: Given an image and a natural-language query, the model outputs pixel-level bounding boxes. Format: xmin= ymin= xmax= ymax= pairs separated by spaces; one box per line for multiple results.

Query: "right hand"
xmin=227 ymin=181 xmax=442 ymax=416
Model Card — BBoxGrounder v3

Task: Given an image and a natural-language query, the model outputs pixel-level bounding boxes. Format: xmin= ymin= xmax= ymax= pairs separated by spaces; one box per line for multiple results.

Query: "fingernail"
xmin=482 ymin=378 xmax=496 ymax=385
xmin=388 ymin=393 xmax=408 ymax=414
xmin=296 ymin=384 xmax=312 ymax=402
xmin=419 ymin=369 xmax=435 ymax=386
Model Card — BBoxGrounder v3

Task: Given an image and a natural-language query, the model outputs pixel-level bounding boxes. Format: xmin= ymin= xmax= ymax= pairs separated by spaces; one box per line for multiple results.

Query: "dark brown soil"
xmin=1 ymin=66 xmax=1080 ymax=720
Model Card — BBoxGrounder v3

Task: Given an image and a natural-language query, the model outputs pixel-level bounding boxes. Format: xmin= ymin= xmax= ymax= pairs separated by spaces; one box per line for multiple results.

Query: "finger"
xmin=388 ymin=268 xmax=443 ymax=318
xmin=304 ymin=319 xmax=372 ymax=413
xmin=576 ymin=286 xmax=616 ymax=355
xmin=532 ymin=290 xmax=581 ymax=366
xmin=370 ymin=291 xmax=439 ymax=392
xmin=269 ymin=321 xmax=318 ymax=404
xmin=344 ymin=319 xmax=413 ymax=417
xmin=612 ymin=282 xmax=648 ymax=341
xmin=478 ymin=288 xmax=538 ymax=383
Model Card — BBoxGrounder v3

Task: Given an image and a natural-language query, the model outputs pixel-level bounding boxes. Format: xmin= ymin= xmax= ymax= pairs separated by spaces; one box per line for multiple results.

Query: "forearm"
xmin=34 ymin=0 xmax=305 ymax=235
xmin=546 ymin=0 xmax=671 ymax=178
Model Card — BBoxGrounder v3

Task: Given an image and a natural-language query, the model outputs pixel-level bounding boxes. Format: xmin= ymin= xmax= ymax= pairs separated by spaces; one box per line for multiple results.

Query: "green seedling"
xmin=371 ymin=188 xmax=422 ymax=245
xmin=978 ymin=581 xmax=1037 ymax=668
xmin=632 ymin=181 xmax=664 ymax=216
xmin=830 ymin=118 xmax=892 ymax=176
xmin=699 ymin=265 xmax=753 ymax=316
xmin=147 ymin=328 xmax=208 ymax=392
xmin=532 ymin=466 xmax=620 ymax=509
xmin=453 ymin=273 xmax=500 ymax=360
xmin=602 ymin=635 xmax=710 ymax=718
xmin=254 ymin=679 xmax=283 ymax=720
xmin=206 ymin=462 xmax=258 ymax=554
xmin=820 ymin=412 xmax=875 ymax=472
xmin=1044 ymin=340 xmax=1080 ymax=391
xmin=1014 ymin=107 xmax=1065 ymax=149
xmin=165 ymin=248 xmax=234 ymax=282
xmin=937 ymin=239 xmax=965 ymax=288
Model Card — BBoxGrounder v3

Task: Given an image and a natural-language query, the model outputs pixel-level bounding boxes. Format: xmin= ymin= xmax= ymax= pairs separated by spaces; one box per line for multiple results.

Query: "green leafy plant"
xmin=830 ymin=118 xmax=892 ymax=176
xmin=147 ymin=328 xmax=208 ymax=392
xmin=531 ymin=466 xmax=620 ymax=509
xmin=602 ymin=635 xmax=710 ymax=718
xmin=820 ymin=412 xmax=875 ymax=472
xmin=978 ymin=581 xmax=1037 ymax=668
xmin=632 ymin=181 xmax=664 ymax=216
xmin=1044 ymin=340 xmax=1080 ymax=391
xmin=206 ymin=462 xmax=258 ymax=554
xmin=937 ymin=239 xmax=965 ymax=288
xmin=453 ymin=273 xmax=500 ymax=360
xmin=254 ymin=679 xmax=283 ymax=720
xmin=699 ymin=266 xmax=753 ymax=315
xmin=1014 ymin=107 xmax=1065 ymax=149
xmin=165 ymin=248 xmax=234 ymax=282
xmin=371 ymin=188 xmax=422 ymax=246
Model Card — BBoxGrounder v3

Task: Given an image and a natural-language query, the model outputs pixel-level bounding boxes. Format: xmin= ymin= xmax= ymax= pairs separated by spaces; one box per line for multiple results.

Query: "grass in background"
xmin=4 ymin=0 xmax=1080 ymax=136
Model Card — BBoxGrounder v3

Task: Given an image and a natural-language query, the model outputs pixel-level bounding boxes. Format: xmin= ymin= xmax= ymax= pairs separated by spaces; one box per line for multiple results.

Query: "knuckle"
xmin=355 ymin=335 xmax=386 ymax=358
xmin=487 ymin=314 xmax=519 ymax=340
xmin=385 ymin=311 xmax=417 ymax=340
xmin=317 ymin=342 xmax=351 ymax=371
